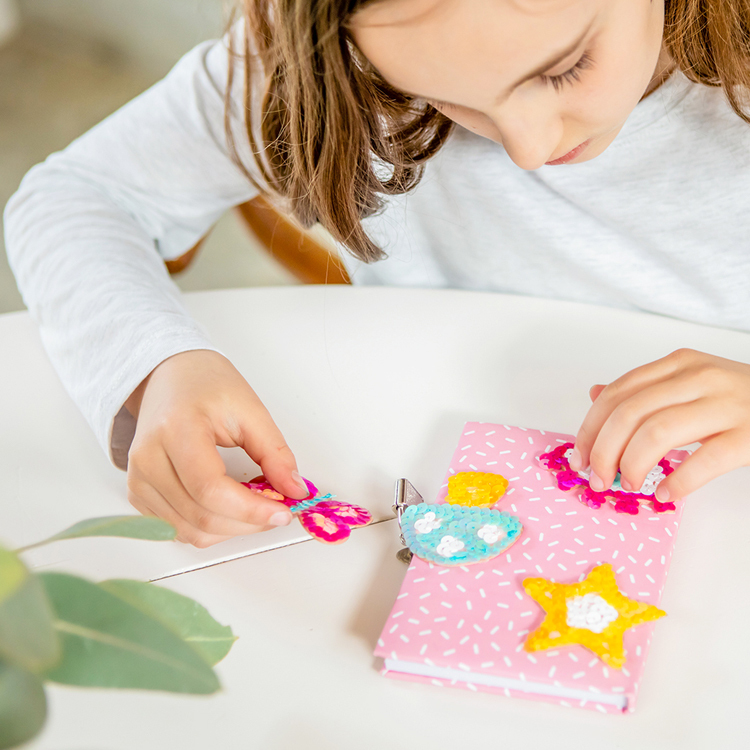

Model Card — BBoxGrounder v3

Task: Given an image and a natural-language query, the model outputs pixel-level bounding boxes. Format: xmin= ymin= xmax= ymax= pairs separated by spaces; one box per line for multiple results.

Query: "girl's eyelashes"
xmin=539 ymin=51 xmax=594 ymax=92
xmin=426 ymin=50 xmax=595 ymax=110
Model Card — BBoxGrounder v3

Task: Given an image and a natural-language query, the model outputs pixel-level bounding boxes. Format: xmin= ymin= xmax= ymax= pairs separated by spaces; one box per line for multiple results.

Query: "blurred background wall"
xmin=17 ymin=0 xmax=224 ymax=75
xmin=0 ymin=0 xmax=295 ymax=315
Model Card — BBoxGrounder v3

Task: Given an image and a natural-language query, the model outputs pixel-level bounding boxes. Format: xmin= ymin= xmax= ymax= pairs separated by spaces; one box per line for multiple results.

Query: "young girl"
xmin=6 ymin=0 xmax=750 ymax=547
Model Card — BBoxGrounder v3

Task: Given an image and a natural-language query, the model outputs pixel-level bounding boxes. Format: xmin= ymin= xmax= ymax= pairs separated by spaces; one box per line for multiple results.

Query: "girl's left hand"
xmin=569 ymin=349 xmax=750 ymax=505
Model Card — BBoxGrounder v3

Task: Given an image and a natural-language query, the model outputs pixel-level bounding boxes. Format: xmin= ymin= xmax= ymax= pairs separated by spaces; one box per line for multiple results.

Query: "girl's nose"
xmin=492 ymin=105 xmax=563 ymax=171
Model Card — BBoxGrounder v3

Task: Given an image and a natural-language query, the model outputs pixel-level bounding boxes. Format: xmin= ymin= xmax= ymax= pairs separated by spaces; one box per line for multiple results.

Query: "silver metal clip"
xmin=393 ymin=478 xmax=425 ymax=564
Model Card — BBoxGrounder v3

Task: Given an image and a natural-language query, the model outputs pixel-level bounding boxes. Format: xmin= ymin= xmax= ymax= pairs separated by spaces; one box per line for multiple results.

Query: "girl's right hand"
xmin=124 ymin=350 xmax=309 ymax=547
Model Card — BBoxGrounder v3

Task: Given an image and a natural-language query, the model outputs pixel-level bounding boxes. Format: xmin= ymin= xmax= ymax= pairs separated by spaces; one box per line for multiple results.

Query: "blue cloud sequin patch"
xmin=402 ymin=503 xmax=523 ymax=566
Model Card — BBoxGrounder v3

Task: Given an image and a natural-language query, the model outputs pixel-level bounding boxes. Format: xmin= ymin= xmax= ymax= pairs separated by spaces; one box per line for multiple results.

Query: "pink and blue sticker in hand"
xmin=402 ymin=503 xmax=523 ymax=566
xmin=538 ymin=442 xmax=676 ymax=515
xmin=242 ymin=478 xmax=371 ymax=544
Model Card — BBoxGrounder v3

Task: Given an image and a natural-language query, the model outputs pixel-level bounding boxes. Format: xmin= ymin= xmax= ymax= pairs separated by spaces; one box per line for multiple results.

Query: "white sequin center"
xmin=477 ymin=524 xmax=506 ymax=544
xmin=566 ymin=448 xmax=592 ymax=481
xmin=565 ymin=594 xmax=619 ymax=633
xmin=612 ymin=465 xmax=665 ymax=495
xmin=414 ymin=511 xmax=442 ymax=534
xmin=436 ymin=535 xmax=465 ymax=557
xmin=637 ymin=465 xmax=665 ymax=496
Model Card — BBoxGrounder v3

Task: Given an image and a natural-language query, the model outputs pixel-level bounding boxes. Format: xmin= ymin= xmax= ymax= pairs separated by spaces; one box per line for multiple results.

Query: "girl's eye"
xmin=539 ymin=51 xmax=593 ymax=92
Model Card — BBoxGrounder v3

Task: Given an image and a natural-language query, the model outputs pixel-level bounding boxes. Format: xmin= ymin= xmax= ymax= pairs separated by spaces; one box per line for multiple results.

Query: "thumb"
xmin=237 ymin=412 xmax=309 ymax=500
xmin=589 ymin=384 xmax=606 ymax=403
xmin=259 ymin=449 xmax=310 ymax=501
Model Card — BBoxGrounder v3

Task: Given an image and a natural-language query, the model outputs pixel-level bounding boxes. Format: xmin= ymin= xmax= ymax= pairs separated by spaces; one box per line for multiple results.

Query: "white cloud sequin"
xmin=477 ymin=524 xmax=506 ymax=544
xmin=414 ymin=511 xmax=442 ymax=534
xmin=565 ymin=594 xmax=619 ymax=633
xmin=436 ymin=535 xmax=465 ymax=557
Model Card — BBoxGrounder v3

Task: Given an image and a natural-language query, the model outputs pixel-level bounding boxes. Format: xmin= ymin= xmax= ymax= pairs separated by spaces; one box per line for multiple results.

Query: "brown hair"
xmin=227 ymin=0 xmax=750 ymax=263
xmin=664 ymin=0 xmax=750 ymax=123
xmin=226 ymin=0 xmax=452 ymax=263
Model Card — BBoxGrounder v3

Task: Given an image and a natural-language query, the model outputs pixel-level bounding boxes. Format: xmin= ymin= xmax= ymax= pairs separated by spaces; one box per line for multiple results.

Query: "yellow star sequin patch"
xmin=522 ymin=563 xmax=665 ymax=669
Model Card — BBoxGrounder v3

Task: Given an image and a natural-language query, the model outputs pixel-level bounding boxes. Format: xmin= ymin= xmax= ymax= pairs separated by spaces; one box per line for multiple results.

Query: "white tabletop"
xmin=4 ymin=286 xmax=750 ymax=582
xmin=33 ymin=516 xmax=750 ymax=749
xmin=4 ymin=286 xmax=750 ymax=746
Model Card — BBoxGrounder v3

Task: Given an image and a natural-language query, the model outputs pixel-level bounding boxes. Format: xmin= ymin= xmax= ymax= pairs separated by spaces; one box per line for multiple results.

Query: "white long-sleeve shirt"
xmin=6 ymin=37 xmax=750 ymax=466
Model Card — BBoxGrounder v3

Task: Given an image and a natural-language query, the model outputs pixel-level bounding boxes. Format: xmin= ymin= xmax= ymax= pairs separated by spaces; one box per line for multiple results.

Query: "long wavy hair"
xmin=226 ymin=0 xmax=750 ymax=262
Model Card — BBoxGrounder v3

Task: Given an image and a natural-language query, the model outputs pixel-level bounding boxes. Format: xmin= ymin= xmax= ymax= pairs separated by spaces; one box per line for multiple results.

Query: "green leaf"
xmin=40 ymin=573 xmax=220 ymax=695
xmin=18 ymin=516 xmax=176 ymax=551
xmin=0 ymin=546 xmax=26 ymax=605
xmin=0 ymin=658 xmax=47 ymax=749
xmin=99 ymin=579 xmax=237 ymax=666
xmin=0 ymin=552 xmax=59 ymax=673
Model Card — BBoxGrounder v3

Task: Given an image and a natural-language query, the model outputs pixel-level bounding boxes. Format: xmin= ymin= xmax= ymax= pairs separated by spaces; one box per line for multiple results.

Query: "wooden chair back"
xmin=165 ymin=195 xmax=351 ymax=284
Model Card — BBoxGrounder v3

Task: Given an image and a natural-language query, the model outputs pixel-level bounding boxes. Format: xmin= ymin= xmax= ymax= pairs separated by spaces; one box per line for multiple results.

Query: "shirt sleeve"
xmin=3 ymin=36 xmax=261 ymax=469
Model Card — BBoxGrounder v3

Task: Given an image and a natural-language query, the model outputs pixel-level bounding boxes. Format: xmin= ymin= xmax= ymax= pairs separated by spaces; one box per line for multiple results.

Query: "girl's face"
xmin=351 ymin=0 xmax=669 ymax=170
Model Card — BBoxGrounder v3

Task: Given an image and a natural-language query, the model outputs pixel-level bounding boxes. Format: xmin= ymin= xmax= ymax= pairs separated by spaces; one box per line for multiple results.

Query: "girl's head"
xmin=351 ymin=0 xmax=668 ymax=171
xmin=230 ymin=1 xmax=750 ymax=260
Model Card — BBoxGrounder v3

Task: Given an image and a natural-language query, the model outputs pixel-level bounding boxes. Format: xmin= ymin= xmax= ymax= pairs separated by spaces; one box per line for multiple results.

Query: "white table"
xmin=2 ymin=287 xmax=749 ymax=747
xmin=33 ymin=513 xmax=750 ymax=749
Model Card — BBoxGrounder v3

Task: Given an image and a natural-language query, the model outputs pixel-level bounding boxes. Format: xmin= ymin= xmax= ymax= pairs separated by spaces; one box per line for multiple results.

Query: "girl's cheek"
xmin=437 ymin=106 xmax=503 ymax=143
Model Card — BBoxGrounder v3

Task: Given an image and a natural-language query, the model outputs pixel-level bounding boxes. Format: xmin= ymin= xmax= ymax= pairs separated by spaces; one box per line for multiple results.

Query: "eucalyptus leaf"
xmin=0 ymin=556 xmax=59 ymax=673
xmin=19 ymin=516 xmax=176 ymax=551
xmin=0 ymin=546 xmax=26 ymax=605
xmin=0 ymin=658 xmax=47 ymax=750
xmin=100 ymin=579 xmax=236 ymax=666
xmin=40 ymin=573 xmax=220 ymax=694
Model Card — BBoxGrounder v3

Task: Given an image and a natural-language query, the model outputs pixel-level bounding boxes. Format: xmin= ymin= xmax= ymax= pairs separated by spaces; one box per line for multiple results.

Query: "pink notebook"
xmin=375 ymin=423 xmax=689 ymax=714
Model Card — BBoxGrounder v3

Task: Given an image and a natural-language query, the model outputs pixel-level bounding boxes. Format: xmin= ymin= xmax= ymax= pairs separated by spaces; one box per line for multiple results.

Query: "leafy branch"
xmin=0 ymin=516 xmax=236 ymax=748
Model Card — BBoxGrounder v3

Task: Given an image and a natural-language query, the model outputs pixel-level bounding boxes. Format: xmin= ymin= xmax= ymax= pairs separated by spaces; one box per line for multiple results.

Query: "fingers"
xmin=232 ymin=406 xmax=309 ymax=501
xmin=654 ymin=431 xmax=747 ymax=503
xmin=573 ymin=350 xmax=706 ymax=478
xmin=589 ymin=384 xmax=606 ymax=402
xmin=164 ymin=426 xmax=294 ymax=527
xmin=129 ymin=443 xmax=279 ymax=542
xmin=581 ymin=373 xmax=713 ymax=489
xmin=124 ymin=349 xmax=308 ymax=547
xmin=618 ymin=399 xmax=731 ymax=491
xmin=570 ymin=348 xmax=750 ymax=502
xmin=128 ymin=485 xmax=235 ymax=548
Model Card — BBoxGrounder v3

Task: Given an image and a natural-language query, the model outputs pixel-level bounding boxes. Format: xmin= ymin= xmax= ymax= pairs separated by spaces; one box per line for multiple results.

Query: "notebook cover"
xmin=375 ymin=423 xmax=689 ymax=714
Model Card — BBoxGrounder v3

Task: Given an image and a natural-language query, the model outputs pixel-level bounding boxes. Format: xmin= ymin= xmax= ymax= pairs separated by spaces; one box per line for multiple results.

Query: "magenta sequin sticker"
xmin=243 ymin=478 xmax=372 ymax=543
xmin=538 ymin=442 xmax=676 ymax=515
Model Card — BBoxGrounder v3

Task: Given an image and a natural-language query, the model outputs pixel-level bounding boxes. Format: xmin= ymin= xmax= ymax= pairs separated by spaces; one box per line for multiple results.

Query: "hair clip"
xmin=393 ymin=478 xmax=523 ymax=566
xmin=539 ymin=442 xmax=676 ymax=515
xmin=243 ymin=478 xmax=371 ymax=544
xmin=522 ymin=563 xmax=666 ymax=668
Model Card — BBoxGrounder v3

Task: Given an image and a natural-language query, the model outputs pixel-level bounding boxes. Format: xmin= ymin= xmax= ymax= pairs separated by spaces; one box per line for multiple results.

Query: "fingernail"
xmin=656 ymin=485 xmax=670 ymax=502
xmin=620 ymin=477 xmax=633 ymax=491
xmin=269 ymin=511 xmax=292 ymax=527
xmin=569 ymin=447 xmax=582 ymax=471
xmin=589 ymin=472 xmax=605 ymax=492
xmin=292 ymin=470 xmax=308 ymax=493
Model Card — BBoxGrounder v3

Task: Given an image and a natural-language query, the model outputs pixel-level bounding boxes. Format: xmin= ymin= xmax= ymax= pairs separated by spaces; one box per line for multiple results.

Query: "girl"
xmin=6 ymin=0 xmax=750 ymax=547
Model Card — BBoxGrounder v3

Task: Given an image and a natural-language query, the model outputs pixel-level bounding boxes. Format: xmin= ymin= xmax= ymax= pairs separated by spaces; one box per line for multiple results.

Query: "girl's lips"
xmin=545 ymin=139 xmax=591 ymax=165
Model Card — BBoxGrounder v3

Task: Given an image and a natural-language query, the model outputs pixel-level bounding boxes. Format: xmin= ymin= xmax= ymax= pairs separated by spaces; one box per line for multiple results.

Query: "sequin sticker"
xmin=523 ymin=563 xmax=666 ymax=668
xmin=402 ymin=503 xmax=522 ymax=566
xmin=243 ymin=478 xmax=371 ymax=544
xmin=446 ymin=471 xmax=509 ymax=506
xmin=538 ymin=442 xmax=676 ymax=515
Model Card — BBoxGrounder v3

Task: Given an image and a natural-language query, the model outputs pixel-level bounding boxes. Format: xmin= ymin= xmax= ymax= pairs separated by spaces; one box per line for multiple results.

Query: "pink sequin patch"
xmin=538 ymin=443 xmax=676 ymax=515
xmin=242 ymin=478 xmax=371 ymax=544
